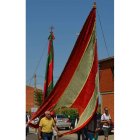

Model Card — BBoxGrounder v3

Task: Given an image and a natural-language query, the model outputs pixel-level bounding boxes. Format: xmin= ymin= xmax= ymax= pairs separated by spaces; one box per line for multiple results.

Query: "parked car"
xmin=55 ymin=114 xmax=71 ymax=130
xmin=70 ymin=112 xmax=114 ymax=134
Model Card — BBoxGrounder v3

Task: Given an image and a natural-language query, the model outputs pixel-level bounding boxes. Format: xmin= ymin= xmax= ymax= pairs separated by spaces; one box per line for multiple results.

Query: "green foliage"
xmin=27 ymin=110 xmax=31 ymax=116
xmin=34 ymin=91 xmax=43 ymax=106
xmin=54 ymin=108 xmax=79 ymax=122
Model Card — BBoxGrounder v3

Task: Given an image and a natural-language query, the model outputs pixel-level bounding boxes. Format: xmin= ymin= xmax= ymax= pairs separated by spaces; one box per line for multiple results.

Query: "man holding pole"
xmin=38 ymin=111 xmax=62 ymax=140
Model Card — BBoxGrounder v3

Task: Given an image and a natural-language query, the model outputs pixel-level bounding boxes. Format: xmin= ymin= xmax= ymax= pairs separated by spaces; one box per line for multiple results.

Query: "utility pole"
xmin=34 ymin=74 xmax=37 ymax=107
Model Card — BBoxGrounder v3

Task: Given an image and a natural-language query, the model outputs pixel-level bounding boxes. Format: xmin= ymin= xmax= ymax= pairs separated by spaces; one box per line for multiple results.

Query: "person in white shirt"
xmin=75 ymin=117 xmax=80 ymax=140
xmin=87 ymin=113 xmax=100 ymax=140
xmin=34 ymin=117 xmax=39 ymax=135
xmin=101 ymin=107 xmax=111 ymax=140
xmin=27 ymin=114 xmax=30 ymax=134
xmin=50 ymin=111 xmax=57 ymax=140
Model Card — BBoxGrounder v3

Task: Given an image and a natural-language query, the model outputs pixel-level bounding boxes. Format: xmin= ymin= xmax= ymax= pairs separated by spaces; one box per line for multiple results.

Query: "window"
xmin=57 ymin=115 xmax=61 ymax=118
xmin=61 ymin=115 xmax=67 ymax=118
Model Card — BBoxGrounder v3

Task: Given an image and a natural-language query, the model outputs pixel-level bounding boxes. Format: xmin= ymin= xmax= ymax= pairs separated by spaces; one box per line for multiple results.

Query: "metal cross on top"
xmin=49 ymin=26 xmax=54 ymax=32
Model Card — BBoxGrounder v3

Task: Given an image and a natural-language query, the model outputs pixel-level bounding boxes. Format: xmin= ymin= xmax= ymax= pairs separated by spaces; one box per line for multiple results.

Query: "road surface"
xmin=26 ymin=127 xmax=114 ymax=140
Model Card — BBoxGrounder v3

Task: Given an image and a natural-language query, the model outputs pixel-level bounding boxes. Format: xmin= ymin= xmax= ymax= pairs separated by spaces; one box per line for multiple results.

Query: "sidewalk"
xmin=29 ymin=127 xmax=36 ymax=133
xmin=27 ymin=127 xmax=114 ymax=140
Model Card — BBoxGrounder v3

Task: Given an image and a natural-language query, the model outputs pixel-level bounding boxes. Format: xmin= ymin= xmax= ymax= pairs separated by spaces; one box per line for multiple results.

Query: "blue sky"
xmin=26 ymin=0 xmax=114 ymax=103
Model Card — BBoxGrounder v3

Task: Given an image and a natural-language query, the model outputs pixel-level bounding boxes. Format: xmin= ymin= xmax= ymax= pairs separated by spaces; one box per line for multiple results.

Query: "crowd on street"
xmin=26 ymin=107 xmax=112 ymax=140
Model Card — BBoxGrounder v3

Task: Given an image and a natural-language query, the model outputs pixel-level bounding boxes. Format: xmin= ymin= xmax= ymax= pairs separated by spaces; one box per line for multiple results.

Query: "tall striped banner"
xmin=29 ymin=2 xmax=99 ymax=135
xmin=43 ymin=31 xmax=55 ymax=102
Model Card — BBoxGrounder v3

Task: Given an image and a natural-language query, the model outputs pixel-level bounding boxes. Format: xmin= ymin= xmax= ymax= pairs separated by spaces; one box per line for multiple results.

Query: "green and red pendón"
xmin=43 ymin=31 xmax=55 ymax=102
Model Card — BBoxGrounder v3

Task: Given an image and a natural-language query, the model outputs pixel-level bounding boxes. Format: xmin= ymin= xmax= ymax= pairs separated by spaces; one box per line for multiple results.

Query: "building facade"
xmin=99 ymin=56 xmax=114 ymax=122
xmin=26 ymin=85 xmax=42 ymax=111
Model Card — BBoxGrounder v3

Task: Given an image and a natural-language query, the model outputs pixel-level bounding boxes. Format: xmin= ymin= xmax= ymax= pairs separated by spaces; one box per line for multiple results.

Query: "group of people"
xmin=26 ymin=107 xmax=112 ymax=140
xmin=26 ymin=112 xmax=40 ymax=138
xmin=75 ymin=107 xmax=111 ymax=140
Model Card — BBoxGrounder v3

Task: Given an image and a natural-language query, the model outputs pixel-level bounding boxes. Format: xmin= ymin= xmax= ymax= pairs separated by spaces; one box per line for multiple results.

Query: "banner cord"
xmin=97 ymin=7 xmax=113 ymax=69
xmin=28 ymin=40 xmax=49 ymax=86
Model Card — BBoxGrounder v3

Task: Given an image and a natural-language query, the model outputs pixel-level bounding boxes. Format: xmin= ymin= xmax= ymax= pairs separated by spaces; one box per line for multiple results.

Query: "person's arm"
xmin=38 ymin=118 xmax=43 ymax=140
xmin=100 ymin=115 xmax=108 ymax=123
xmin=109 ymin=114 xmax=111 ymax=121
xmin=38 ymin=126 xmax=42 ymax=140
xmin=95 ymin=127 xmax=100 ymax=133
xmin=54 ymin=117 xmax=57 ymax=123
xmin=101 ymin=119 xmax=110 ymax=123
xmin=101 ymin=119 xmax=111 ymax=123
xmin=53 ymin=125 xmax=62 ymax=137
xmin=95 ymin=125 xmax=101 ymax=132
xmin=95 ymin=121 xmax=101 ymax=133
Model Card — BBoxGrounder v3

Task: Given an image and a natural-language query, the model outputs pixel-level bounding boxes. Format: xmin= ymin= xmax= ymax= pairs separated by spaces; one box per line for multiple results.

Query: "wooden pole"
xmin=34 ymin=74 xmax=36 ymax=107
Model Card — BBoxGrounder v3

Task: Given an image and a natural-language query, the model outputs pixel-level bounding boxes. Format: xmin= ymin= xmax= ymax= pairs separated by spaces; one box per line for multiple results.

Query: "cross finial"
xmin=49 ymin=26 xmax=54 ymax=32
xmin=93 ymin=2 xmax=96 ymax=9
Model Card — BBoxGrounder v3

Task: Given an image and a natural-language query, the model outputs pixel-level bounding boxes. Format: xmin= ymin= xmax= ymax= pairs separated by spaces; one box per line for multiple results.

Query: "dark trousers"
xmin=27 ymin=125 xmax=29 ymax=133
xmin=77 ymin=128 xmax=88 ymax=140
xmin=77 ymin=130 xmax=80 ymax=140
xmin=26 ymin=126 xmax=27 ymax=137
xmin=42 ymin=132 xmax=53 ymax=140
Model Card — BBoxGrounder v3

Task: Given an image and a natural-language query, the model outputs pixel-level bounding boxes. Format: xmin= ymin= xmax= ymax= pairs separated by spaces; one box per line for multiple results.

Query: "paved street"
xmin=27 ymin=127 xmax=114 ymax=140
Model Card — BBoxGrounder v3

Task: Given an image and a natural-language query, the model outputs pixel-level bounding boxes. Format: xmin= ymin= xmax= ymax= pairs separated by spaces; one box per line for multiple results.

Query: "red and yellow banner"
xmin=29 ymin=2 xmax=99 ymax=136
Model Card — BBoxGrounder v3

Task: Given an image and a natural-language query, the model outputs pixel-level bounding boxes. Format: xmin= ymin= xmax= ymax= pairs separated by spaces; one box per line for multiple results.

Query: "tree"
xmin=34 ymin=91 xmax=43 ymax=106
xmin=54 ymin=108 xmax=79 ymax=121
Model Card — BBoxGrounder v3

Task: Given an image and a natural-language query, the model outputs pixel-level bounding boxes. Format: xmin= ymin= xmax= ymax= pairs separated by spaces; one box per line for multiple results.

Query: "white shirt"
xmin=27 ymin=115 xmax=30 ymax=121
xmin=34 ymin=117 xmax=39 ymax=123
xmin=75 ymin=118 xmax=78 ymax=127
xmin=101 ymin=113 xmax=111 ymax=128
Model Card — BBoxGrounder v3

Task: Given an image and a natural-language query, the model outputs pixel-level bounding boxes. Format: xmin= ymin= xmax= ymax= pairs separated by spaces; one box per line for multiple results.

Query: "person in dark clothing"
xmin=26 ymin=112 xmax=30 ymax=134
xmin=75 ymin=117 xmax=88 ymax=140
xmin=26 ymin=112 xmax=29 ymax=139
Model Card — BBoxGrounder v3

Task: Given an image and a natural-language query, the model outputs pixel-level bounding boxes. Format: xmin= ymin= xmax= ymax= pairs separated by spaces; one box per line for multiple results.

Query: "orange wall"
xmin=99 ymin=59 xmax=114 ymax=92
xmin=26 ymin=85 xmax=42 ymax=111
xmin=99 ymin=58 xmax=114 ymax=122
xmin=102 ymin=94 xmax=114 ymax=122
